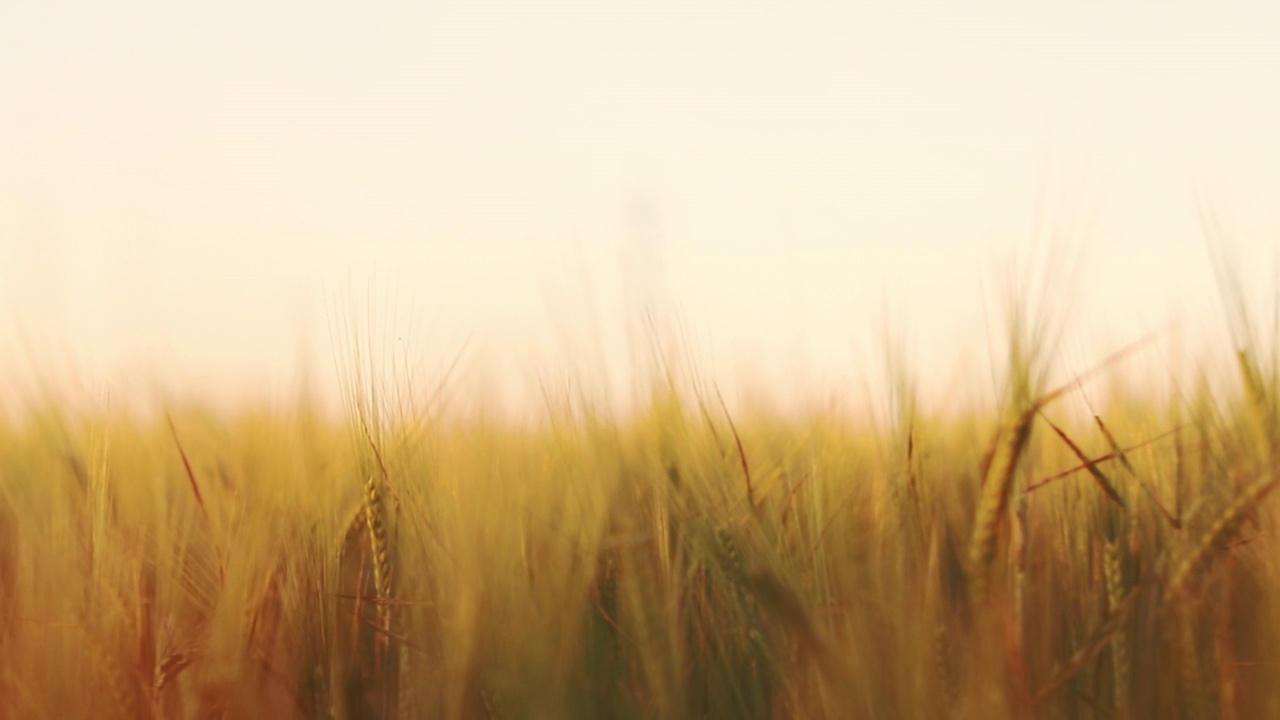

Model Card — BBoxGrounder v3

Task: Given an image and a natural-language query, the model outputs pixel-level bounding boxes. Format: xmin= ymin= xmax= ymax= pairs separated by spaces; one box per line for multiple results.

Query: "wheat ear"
xmin=967 ymin=405 xmax=1037 ymax=605
xmin=1163 ymin=475 xmax=1277 ymax=608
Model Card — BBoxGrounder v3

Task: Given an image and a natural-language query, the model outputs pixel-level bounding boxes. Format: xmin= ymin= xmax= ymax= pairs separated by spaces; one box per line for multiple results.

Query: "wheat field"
xmin=2 ymin=303 xmax=1279 ymax=720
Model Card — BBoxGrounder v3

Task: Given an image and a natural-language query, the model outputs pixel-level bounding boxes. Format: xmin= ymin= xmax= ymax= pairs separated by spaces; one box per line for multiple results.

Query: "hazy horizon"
xmin=4 ymin=2 xmax=1280 ymax=419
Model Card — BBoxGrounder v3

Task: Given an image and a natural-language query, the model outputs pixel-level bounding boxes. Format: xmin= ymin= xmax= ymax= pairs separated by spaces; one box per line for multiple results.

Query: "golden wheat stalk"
xmin=362 ymin=468 xmax=402 ymax=717
xmin=967 ymin=405 xmax=1037 ymax=605
xmin=1163 ymin=474 xmax=1277 ymax=608
xmin=1104 ymin=539 xmax=1130 ymax=718
xmin=364 ymin=472 xmax=394 ymax=623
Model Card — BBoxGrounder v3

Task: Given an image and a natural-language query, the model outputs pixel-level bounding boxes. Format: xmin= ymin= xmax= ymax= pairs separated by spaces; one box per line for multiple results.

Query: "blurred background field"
xmin=3 ymin=287 xmax=1280 ymax=719
xmin=5 ymin=2 xmax=1280 ymax=718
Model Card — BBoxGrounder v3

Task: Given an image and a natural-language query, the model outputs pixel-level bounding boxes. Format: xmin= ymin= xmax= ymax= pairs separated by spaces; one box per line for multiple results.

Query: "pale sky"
xmin=3 ymin=2 xmax=1280 ymax=419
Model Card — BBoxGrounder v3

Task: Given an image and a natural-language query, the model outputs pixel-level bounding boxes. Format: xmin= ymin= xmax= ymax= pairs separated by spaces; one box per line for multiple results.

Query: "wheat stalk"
xmin=967 ymin=405 xmax=1037 ymax=605
xmin=1104 ymin=539 xmax=1130 ymax=718
xmin=1163 ymin=474 xmax=1277 ymax=608
xmin=364 ymin=472 xmax=394 ymax=627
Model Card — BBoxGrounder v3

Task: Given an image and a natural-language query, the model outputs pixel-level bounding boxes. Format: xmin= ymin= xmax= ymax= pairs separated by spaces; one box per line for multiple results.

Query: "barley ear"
xmin=364 ymin=473 xmax=394 ymax=622
xmin=1163 ymin=475 xmax=1277 ymax=608
xmin=1104 ymin=539 xmax=1130 ymax=718
xmin=967 ymin=405 xmax=1037 ymax=606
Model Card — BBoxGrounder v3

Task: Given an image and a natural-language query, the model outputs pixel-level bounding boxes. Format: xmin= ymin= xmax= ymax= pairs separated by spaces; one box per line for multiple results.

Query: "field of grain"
xmin=2 ymin=304 xmax=1279 ymax=720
